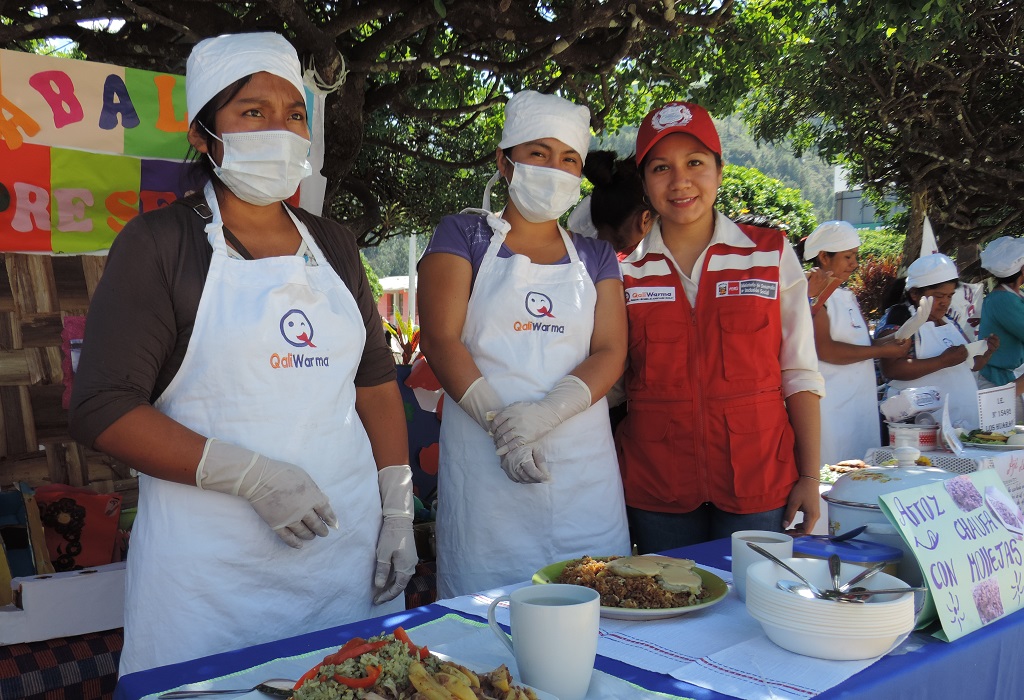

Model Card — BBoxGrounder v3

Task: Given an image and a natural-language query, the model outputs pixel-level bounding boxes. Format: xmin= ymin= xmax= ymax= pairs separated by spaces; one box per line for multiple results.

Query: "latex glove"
xmin=895 ymin=296 xmax=935 ymax=340
xmin=197 ymin=438 xmax=338 ymax=548
xmin=493 ymin=375 xmax=592 ymax=455
xmin=457 ymin=376 xmax=504 ymax=433
xmin=373 ymin=465 xmax=418 ymax=604
xmin=499 ymin=444 xmax=551 ymax=484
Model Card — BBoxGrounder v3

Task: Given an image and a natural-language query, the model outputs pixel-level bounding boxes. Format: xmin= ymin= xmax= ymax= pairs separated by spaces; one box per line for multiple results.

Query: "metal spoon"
xmin=828 ymin=554 xmax=843 ymax=594
xmin=836 ymin=560 xmax=890 ymax=593
xmin=745 ymin=541 xmax=830 ymax=599
xmin=158 ymin=679 xmax=295 ymax=698
xmin=829 ymin=525 xmax=867 ymax=542
xmin=777 ymin=579 xmax=864 ymax=603
xmin=843 ymin=586 xmax=927 ymax=600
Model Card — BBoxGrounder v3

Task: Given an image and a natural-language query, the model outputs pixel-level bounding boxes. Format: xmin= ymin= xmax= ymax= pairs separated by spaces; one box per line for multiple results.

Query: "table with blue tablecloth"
xmin=114 ymin=538 xmax=1024 ymax=700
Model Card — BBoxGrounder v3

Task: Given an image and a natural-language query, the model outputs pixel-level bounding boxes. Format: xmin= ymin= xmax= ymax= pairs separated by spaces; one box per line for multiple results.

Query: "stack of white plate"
xmin=745 ymin=558 xmax=916 ymax=660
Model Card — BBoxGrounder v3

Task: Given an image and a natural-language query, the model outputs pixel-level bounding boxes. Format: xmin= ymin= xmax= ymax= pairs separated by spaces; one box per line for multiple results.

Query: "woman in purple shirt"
xmin=418 ymin=91 xmax=631 ymax=597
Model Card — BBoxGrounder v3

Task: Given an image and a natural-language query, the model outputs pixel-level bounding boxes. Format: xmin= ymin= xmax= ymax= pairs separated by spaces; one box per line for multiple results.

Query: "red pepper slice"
xmin=322 ymin=639 xmax=388 ymax=666
xmin=393 ymin=626 xmax=419 ymax=656
xmin=419 ymin=644 xmax=430 ymax=660
xmin=333 ymin=664 xmax=381 ymax=689
xmin=294 ymin=639 xmax=388 ymax=689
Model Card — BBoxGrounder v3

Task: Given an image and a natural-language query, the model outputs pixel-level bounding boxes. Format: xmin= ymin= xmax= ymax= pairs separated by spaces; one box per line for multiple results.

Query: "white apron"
xmin=890 ymin=318 xmax=979 ymax=430
xmin=819 ymin=289 xmax=881 ymax=463
xmin=120 ymin=183 xmax=383 ymax=675
xmin=435 ymin=222 xmax=630 ymax=598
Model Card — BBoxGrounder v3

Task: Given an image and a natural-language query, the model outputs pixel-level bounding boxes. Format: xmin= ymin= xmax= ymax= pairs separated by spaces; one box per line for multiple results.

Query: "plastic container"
xmin=887 ymin=422 xmax=940 ymax=451
xmin=793 ymin=535 xmax=903 ymax=577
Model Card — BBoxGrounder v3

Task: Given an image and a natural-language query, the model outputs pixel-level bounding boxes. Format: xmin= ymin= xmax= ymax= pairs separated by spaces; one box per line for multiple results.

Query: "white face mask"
xmin=506 ymin=160 xmax=582 ymax=223
xmin=205 ymin=129 xmax=312 ymax=206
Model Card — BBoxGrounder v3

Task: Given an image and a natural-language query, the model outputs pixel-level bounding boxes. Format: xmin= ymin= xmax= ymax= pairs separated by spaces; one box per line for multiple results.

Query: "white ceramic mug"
xmin=487 ymin=584 xmax=600 ymax=700
xmin=731 ymin=530 xmax=793 ymax=601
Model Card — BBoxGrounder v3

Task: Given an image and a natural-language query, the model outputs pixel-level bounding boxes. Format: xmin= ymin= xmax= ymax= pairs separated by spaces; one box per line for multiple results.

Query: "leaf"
xmin=433 ymin=0 xmax=446 ymax=18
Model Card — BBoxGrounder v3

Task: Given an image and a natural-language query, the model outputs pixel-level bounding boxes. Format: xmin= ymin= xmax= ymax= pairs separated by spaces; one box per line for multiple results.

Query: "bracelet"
xmin=799 ymin=475 xmax=820 ymax=482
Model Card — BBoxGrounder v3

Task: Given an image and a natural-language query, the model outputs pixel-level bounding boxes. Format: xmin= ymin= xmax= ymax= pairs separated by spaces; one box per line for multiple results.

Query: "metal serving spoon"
xmin=828 ymin=554 xmax=843 ymax=594
xmin=837 ymin=561 xmax=889 ymax=593
xmin=158 ymin=679 xmax=295 ymax=698
xmin=745 ymin=541 xmax=830 ymax=599
xmin=777 ymin=579 xmax=864 ymax=603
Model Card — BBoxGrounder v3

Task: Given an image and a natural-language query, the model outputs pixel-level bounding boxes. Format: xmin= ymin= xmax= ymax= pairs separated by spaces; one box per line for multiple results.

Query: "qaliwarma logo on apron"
xmin=513 ymin=291 xmax=565 ymax=334
xmin=270 ymin=309 xmax=331 ymax=369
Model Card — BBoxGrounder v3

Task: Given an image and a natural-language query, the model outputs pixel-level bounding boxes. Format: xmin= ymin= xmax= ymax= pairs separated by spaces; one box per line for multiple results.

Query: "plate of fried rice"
xmin=532 ymin=555 xmax=728 ymax=620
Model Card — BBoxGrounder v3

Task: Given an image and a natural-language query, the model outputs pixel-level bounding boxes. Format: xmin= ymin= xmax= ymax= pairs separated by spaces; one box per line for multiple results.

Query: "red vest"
xmin=616 ymin=223 xmax=798 ymax=514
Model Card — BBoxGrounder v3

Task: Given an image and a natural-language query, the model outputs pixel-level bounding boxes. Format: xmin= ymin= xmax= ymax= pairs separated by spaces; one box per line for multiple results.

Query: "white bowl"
xmin=757 ymin=616 xmax=911 ymax=660
xmin=743 ymin=558 xmax=916 ymax=659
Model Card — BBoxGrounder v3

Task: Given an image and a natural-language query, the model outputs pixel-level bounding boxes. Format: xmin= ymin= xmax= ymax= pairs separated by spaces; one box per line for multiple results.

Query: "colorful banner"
xmin=0 ymin=48 xmax=323 ymax=254
xmin=879 ymin=470 xmax=1024 ymax=641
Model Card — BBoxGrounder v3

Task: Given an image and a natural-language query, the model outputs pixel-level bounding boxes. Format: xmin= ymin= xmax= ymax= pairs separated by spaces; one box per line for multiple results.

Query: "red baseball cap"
xmin=635 ymin=102 xmax=722 ymax=165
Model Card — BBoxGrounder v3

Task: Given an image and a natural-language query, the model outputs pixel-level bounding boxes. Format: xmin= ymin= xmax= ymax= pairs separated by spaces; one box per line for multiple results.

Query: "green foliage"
xmin=717 ymin=165 xmax=818 ymax=241
xmin=360 ymin=252 xmax=383 ymax=303
xmin=857 ymin=228 xmax=904 ymax=261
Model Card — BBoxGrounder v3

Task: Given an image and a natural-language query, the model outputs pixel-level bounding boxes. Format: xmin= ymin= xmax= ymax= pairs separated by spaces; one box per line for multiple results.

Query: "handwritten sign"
xmin=879 ymin=470 xmax=1024 ymax=641
xmin=1 ymin=48 xmax=323 ymax=254
xmin=977 ymin=383 xmax=1017 ymax=432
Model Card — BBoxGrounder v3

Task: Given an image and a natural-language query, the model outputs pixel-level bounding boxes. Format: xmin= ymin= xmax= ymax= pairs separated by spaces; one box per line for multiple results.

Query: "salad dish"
xmin=290 ymin=628 xmax=540 ymax=700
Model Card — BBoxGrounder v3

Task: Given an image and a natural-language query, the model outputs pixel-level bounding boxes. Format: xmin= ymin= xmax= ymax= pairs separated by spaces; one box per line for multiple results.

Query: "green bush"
xmin=717 ymin=165 xmax=818 ymax=241
xmin=857 ymin=227 xmax=904 ymax=261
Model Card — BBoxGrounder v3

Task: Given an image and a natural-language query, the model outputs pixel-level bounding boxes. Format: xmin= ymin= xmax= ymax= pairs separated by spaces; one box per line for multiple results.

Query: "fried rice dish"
xmin=557 ymin=555 xmax=710 ymax=609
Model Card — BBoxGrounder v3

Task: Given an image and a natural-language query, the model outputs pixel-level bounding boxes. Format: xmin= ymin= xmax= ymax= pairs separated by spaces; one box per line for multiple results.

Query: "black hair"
xmin=181 ymin=75 xmax=254 ymax=192
xmin=792 ymin=236 xmax=836 ymax=266
xmin=879 ymin=276 xmax=960 ymax=313
xmin=583 ymin=150 xmax=648 ymax=234
xmin=994 ymin=272 xmax=1020 ymax=287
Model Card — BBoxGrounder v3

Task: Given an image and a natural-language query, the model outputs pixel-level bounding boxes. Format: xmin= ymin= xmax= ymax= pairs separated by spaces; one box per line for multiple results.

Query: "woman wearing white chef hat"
xmin=801 ymin=221 xmax=910 ymax=464
xmin=418 ymin=90 xmax=631 ymax=598
xmin=977 ymin=236 xmax=1024 ymax=423
xmin=876 ymin=252 xmax=998 ymax=429
xmin=69 ymin=32 xmax=415 ymax=675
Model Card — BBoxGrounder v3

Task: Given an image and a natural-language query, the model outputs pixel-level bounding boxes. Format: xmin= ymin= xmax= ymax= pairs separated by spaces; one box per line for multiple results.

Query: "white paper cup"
xmin=487 ymin=584 xmax=599 ymax=700
xmin=731 ymin=530 xmax=793 ymax=601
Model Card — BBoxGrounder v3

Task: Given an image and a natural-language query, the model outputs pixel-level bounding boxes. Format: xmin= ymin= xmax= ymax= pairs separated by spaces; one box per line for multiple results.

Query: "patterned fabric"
xmin=0 ymin=629 xmax=121 ymax=699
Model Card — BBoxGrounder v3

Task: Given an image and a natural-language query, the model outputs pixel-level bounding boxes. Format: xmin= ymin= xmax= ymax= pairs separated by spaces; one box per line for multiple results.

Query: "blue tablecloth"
xmin=114 ymin=539 xmax=1024 ymax=699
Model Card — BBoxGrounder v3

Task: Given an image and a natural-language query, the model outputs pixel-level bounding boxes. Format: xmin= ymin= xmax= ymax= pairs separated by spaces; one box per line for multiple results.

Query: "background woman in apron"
xmin=418 ymin=91 xmax=631 ymax=598
xmin=876 ymin=253 xmax=998 ymax=430
xmin=978 ymin=236 xmax=1024 ymax=424
xmin=68 ymin=33 xmax=416 ymax=675
xmin=801 ymin=221 xmax=910 ymax=465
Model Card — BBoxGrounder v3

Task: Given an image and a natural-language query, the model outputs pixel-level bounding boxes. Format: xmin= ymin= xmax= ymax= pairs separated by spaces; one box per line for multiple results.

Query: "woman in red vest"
xmin=615 ymin=102 xmax=825 ymax=552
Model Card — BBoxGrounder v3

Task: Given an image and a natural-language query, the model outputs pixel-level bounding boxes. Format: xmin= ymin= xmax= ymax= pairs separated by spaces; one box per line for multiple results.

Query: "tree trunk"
xmin=900 ymin=188 xmax=928 ymax=275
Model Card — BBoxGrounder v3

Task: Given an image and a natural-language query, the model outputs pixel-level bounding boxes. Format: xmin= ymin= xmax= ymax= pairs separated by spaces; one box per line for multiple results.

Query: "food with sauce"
xmin=556 ymin=555 xmax=709 ymax=609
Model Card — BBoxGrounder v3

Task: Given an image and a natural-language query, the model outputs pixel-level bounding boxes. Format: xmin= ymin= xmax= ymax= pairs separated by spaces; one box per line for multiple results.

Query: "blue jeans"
xmin=627 ymin=503 xmax=787 ymax=554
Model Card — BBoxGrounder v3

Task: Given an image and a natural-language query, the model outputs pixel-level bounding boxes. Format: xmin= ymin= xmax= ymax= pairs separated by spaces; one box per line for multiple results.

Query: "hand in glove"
xmin=493 ymin=376 xmax=591 ymax=455
xmin=197 ymin=438 xmax=338 ymax=548
xmin=499 ymin=444 xmax=551 ymax=484
xmin=373 ymin=465 xmax=418 ymax=604
xmin=457 ymin=376 xmax=504 ymax=434
xmin=894 ymin=295 xmax=935 ymax=341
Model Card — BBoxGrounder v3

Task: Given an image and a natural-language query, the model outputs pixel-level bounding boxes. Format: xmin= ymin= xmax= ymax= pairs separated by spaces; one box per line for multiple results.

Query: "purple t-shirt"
xmin=422 ymin=213 xmax=622 ymax=287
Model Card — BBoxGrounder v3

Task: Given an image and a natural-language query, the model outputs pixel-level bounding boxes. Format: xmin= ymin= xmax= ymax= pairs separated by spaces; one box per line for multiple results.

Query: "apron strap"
xmin=221 ymin=227 xmax=256 ymax=260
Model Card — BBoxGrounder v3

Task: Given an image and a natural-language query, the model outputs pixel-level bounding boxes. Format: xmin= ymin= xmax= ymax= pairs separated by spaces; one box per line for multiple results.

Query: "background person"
xmin=418 ymin=91 xmax=631 ymax=598
xmin=69 ymin=32 xmax=415 ymax=675
xmin=977 ymin=236 xmax=1024 ymax=422
xmin=801 ymin=221 xmax=910 ymax=464
xmin=615 ymin=101 xmax=824 ymax=553
xmin=876 ymin=253 xmax=998 ymax=430
xmin=568 ymin=150 xmax=653 ymax=257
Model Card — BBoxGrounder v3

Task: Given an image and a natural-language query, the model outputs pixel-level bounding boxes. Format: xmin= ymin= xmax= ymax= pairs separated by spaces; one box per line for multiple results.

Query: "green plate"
xmin=533 ymin=557 xmax=730 ymax=620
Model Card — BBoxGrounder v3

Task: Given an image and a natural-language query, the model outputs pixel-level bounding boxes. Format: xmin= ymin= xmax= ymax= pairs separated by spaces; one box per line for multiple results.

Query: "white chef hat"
xmin=498 ymin=91 xmax=592 ymax=162
xmin=186 ymin=32 xmax=305 ymax=122
xmin=980 ymin=236 xmax=1024 ymax=278
xmin=803 ymin=220 xmax=861 ymax=261
xmin=906 ymin=253 xmax=959 ymax=290
xmin=566 ymin=196 xmax=599 ymax=238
